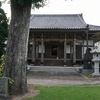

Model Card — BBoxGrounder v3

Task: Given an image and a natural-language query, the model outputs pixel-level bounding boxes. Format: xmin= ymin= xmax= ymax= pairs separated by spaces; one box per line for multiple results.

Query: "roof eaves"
xmin=89 ymin=25 xmax=100 ymax=31
xmin=30 ymin=27 xmax=86 ymax=30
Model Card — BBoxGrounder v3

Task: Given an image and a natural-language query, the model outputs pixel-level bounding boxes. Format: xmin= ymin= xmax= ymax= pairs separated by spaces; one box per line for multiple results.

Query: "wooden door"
xmin=76 ymin=45 xmax=82 ymax=59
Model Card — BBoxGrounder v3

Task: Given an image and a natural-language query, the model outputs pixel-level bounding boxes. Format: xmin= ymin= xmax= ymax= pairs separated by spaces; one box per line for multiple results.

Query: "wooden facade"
xmin=27 ymin=14 xmax=100 ymax=66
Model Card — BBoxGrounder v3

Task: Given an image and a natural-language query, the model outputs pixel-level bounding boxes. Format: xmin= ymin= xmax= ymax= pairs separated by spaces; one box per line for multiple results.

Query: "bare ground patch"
xmin=11 ymin=85 xmax=39 ymax=100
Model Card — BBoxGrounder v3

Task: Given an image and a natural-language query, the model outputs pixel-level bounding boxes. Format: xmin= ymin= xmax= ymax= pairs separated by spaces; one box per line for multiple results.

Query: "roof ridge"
xmin=31 ymin=14 xmax=82 ymax=16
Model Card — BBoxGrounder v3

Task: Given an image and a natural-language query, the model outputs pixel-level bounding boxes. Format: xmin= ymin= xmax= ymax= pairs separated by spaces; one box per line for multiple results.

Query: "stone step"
xmin=27 ymin=65 xmax=82 ymax=73
xmin=28 ymin=59 xmax=73 ymax=66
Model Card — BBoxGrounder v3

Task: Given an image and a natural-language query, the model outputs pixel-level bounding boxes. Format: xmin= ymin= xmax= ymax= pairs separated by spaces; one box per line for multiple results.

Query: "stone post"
xmin=0 ymin=77 xmax=10 ymax=100
xmin=91 ymin=44 xmax=100 ymax=76
xmin=92 ymin=54 xmax=100 ymax=76
xmin=92 ymin=60 xmax=100 ymax=76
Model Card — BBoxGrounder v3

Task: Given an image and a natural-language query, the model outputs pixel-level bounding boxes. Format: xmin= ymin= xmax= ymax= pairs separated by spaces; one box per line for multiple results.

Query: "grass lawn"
xmin=23 ymin=86 xmax=100 ymax=100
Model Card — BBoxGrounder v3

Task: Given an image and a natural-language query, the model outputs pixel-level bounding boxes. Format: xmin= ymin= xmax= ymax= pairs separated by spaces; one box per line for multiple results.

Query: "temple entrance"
xmin=45 ymin=41 xmax=64 ymax=59
xmin=52 ymin=45 xmax=57 ymax=56
xmin=43 ymin=41 xmax=64 ymax=66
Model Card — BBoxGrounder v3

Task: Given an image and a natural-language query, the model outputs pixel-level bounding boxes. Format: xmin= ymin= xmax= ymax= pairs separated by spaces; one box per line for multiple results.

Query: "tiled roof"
xmin=89 ymin=25 xmax=100 ymax=31
xmin=30 ymin=14 xmax=100 ymax=31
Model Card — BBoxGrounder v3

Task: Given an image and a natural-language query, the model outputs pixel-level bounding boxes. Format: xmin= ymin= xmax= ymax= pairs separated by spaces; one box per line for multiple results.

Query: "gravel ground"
xmin=27 ymin=72 xmax=100 ymax=86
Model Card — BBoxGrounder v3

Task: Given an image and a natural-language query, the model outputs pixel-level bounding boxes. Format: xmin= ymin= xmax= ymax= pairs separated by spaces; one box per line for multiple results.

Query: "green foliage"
xmin=8 ymin=77 xmax=14 ymax=84
xmin=0 ymin=55 xmax=5 ymax=77
xmin=0 ymin=2 xmax=8 ymax=57
xmin=24 ymin=86 xmax=100 ymax=100
xmin=32 ymin=0 xmax=47 ymax=8
xmin=14 ymin=0 xmax=47 ymax=8
xmin=93 ymin=32 xmax=100 ymax=43
xmin=0 ymin=54 xmax=14 ymax=94
xmin=17 ymin=0 xmax=24 ymax=5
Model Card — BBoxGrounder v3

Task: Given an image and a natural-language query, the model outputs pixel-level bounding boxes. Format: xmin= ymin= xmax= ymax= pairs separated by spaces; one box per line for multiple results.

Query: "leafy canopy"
xmin=0 ymin=2 xmax=8 ymax=57
xmin=8 ymin=0 xmax=47 ymax=8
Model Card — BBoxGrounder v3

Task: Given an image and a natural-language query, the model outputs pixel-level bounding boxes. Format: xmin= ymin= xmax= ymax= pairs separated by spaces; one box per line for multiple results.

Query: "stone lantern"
xmin=91 ymin=42 xmax=100 ymax=76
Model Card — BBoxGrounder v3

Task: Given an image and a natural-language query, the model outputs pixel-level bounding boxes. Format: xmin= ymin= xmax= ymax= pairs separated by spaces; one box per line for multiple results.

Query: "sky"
xmin=1 ymin=0 xmax=100 ymax=25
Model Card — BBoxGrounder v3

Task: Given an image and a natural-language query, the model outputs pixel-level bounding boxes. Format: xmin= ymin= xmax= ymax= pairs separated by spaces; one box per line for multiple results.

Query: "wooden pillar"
xmin=36 ymin=42 xmax=39 ymax=58
xmin=82 ymin=39 xmax=84 ymax=59
xmin=41 ymin=34 xmax=44 ymax=65
xmin=32 ymin=37 xmax=35 ymax=65
xmin=64 ymin=34 xmax=67 ymax=66
xmin=73 ymin=35 xmax=76 ymax=64
xmin=86 ymin=25 xmax=89 ymax=54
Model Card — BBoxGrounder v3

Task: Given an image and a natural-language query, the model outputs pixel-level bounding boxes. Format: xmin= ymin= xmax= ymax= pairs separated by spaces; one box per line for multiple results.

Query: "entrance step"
xmin=43 ymin=60 xmax=64 ymax=66
xmin=34 ymin=59 xmax=73 ymax=66
xmin=27 ymin=65 xmax=82 ymax=73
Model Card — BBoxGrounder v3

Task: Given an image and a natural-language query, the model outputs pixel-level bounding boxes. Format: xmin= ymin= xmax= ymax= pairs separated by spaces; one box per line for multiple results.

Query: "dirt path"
xmin=27 ymin=72 xmax=100 ymax=86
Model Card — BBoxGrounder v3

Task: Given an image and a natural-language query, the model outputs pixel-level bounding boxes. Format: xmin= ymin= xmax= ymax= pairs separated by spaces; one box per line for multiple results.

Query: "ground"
xmin=11 ymin=86 xmax=39 ymax=100
xmin=12 ymin=72 xmax=100 ymax=100
xmin=27 ymin=72 xmax=100 ymax=86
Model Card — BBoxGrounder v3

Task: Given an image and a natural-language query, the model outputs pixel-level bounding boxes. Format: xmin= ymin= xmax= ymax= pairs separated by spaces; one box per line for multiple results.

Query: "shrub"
xmin=0 ymin=55 xmax=5 ymax=77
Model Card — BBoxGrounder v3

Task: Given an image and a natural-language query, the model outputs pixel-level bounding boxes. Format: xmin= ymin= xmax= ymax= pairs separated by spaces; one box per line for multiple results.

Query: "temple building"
xmin=28 ymin=14 xmax=100 ymax=66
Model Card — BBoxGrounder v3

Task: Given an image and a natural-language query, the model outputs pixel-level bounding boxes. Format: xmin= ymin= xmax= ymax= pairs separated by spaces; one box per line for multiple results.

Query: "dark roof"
xmin=89 ymin=25 xmax=100 ymax=31
xmin=30 ymin=14 xmax=100 ymax=31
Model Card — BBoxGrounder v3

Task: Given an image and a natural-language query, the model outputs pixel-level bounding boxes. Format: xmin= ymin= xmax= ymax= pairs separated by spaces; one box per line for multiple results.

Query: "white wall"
xmin=66 ymin=45 xmax=70 ymax=53
xmin=38 ymin=45 xmax=45 ymax=53
xmin=84 ymin=40 xmax=93 ymax=45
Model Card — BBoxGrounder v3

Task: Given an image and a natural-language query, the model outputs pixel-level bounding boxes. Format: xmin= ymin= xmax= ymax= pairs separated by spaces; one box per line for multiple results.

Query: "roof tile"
xmin=30 ymin=14 xmax=100 ymax=31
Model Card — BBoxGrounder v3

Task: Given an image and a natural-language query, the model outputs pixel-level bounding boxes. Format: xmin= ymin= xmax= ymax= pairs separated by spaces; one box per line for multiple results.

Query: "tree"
xmin=0 ymin=2 xmax=8 ymax=58
xmin=4 ymin=0 xmax=46 ymax=95
xmin=93 ymin=32 xmax=100 ymax=43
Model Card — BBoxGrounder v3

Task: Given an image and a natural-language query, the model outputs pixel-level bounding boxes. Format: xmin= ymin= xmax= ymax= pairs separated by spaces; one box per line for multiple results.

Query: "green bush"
xmin=0 ymin=55 xmax=14 ymax=95
xmin=0 ymin=55 xmax=5 ymax=77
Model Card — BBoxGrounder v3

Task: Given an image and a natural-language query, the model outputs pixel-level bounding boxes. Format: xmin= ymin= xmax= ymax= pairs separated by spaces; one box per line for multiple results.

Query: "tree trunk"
xmin=4 ymin=0 xmax=32 ymax=94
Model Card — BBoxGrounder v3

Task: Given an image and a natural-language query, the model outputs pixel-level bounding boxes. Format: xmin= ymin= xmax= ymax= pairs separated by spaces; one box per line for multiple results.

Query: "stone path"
xmin=27 ymin=72 xmax=100 ymax=86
